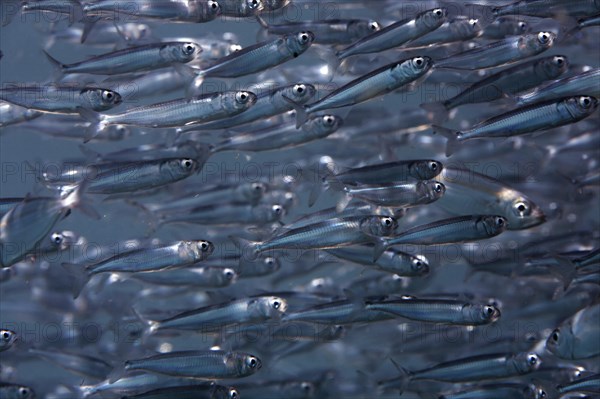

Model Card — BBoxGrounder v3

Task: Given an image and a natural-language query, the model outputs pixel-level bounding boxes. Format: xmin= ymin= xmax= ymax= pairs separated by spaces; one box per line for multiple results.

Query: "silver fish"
xmin=83 ymin=0 xmax=222 ymax=23
xmin=0 ymin=329 xmax=17 ymax=352
xmin=326 ymin=246 xmax=430 ymax=277
xmin=517 ymin=68 xmax=600 ymax=105
xmin=336 ymin=8 xmax=447 ymax=59
xmin=220 ymin=0 xmax=263 ymax=17
xmin=27 ymin=348 xmax=113 ymax=380
xmin=120 ymin=385 xmax=239 ymax=399
xmin=481 ymin=17 xmax=530 ymax=40
xmin=434 ymin=96 xmax=599 ymax=155
xmin=62 ymin=240 xmax=214 ymax=298
xmin=212 ymin=114 xmax=342 ymax=152
xmin=492 ymin=0 xmax=600 ymax=18
xmin=436 ymin=32 xmax=555 ymax=70
xmin=132 ymin=266 xmax=237 ymax=287
xmin=332 ymin=180 xmax=445 ymax=209
xmin=546 ymin=303 xmax=600 ymax=359
xmin=403 ymin=17 xmax=482 ymax=48
xmin=0 ymin=384 xmax=35 ymax=399
xmin=0 ymin=100 xmax=42 ymax=127
xmin=324 ymin=159 xmax=443 ymax=185
xmin=158 ymin=202 xmax=284 ymax=227
xmin=0 ymin=84 xmax=122 ymax=113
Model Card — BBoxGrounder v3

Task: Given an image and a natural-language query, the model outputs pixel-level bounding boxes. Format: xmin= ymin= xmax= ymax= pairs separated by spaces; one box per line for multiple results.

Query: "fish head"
xmin=172 ymin=42 xmax=201 ymax=62
xmin=396 ymin=56 xmax=433 ymax=79
xmin=259 ymin=255 xmax=280 ymax=273
xmin=282 ymin=83 xmax=316 ymax=104
xmin=348 ymin=19 xmax=381 ymax=39
xmin=568 ymin=95 xmax=599 ymax=117
xmin=223 ymin=90 xmax=257 ymax=112
xmin=188 ymin=239 xmax=215 ymax=260
xmin=81 ymin=88 xmax=122 ymax=112
xmin=0 ymin=329 xmax=17 ymax=347
xmin=539 ymin=55 xmax=569 ymax=78
xmin=469 ymin=303 xmax=501 ymax=324
xmin=310 ymin=114 xmax=342 ymax=136
xmin=410 ymin=160 xmax=443 ymax=180
xmin=252 ymin=203 xmax=285 ymax=222
xmin=360 ymin=215 xmax=398 ymax=237
xmin=405 ymin=253 xmax=430 ymax=276
xmin=239 ymin=181 xmax=268 ymax=203
xmin=505 ymin=196 xmax=546 ymax=229
xmin=4 ymin=385 xmax=34 ymax=399
xmin=245 ymin=0 xmax=263 ymax=12
xmin=458 ymin=18 xmax=482 ymax=39
xmin=236 ymin=353 xmax=262 ymax=375
xmin=257 ymin=296 xmax=288 ymax=316
xmin=221 ymin=268 xmax=238 ymax=284
xmin=167 ymin=158 xmax=200 ymax=177
xmin=421 ymin=180 xmax=445 ymax=202
xmin=419 ymin=8 xmax=447 ymax=29
xmin=197 ymin=0 xmax=222 ymax=20
xmin=262 ymin=0 xmax=289 ymax=11
xmin=286 ymin=31 xmax=315 ymax=57
xmin=546 ymin=327 xmax=574 ymax=359
xmin=513 ymin=352 xmax=542 ymax=373
xmin=48 ymin=230 xmax=78 ymax=251
xmin=480 ymin=215 xmax=508 ymax=236
xmin=528 ymin=31 xmax=556 ymax=52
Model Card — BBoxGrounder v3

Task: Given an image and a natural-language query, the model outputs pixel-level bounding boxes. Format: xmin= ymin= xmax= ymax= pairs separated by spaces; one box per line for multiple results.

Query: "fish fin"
xmin=307 ymin=183 xmax=323 ymax=207
xmin=130 ymin=307 xmax=160 ymax=336
xmin=373 ymin=238 xmax=389 ymax=262
xmin=229 ymin=235 xmax=261 ymax=255
xmin=548 ymin=256 xmax=576 ymax=291
xmin=431 ymin=124 xmax=461 ymax=157
xmin=106 ymin=362 xmax=126 ymax=384
xmin=61 ymin=262 xmax=91 ymax=299
xmin=78 ymin=144 xmax=103 ymax=162
xmin=78 ymin=108 xmax=107 ymax=142
xmin=172 ymin=62 xmax=197 ymax=81
xmin=42 ymin=50 xmax=65 ymax=80
xmin=281 ymin=94 xmax=308 ymax=128
xmin=388 ymin=358 xmax=412 ymax=395
xmin=255 ymin=14 xmax=269 ymax=28
xmin=313 ymin=44 xmax=340 ymax=81
xmin=80 ymin=17 xmax=99 ymax=44
xmin=335 ymin=193 xmax=352 ymax=213
xmin=420 ymin=101 xmax=450 ymax=124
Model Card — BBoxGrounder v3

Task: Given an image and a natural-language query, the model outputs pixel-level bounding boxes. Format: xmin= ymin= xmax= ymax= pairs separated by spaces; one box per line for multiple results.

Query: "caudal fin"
xmin=61 ymin=262 xmax=91 ymax=299
xmin=229 ymin=235 xmax=262 ymax=255
xmin=431 ymin=124 xmax=461 ymax=157
xmin=372 ymin=238 xmax=389 ymax=262
xmin=42 ymin=50 xmax=65 ymax=80
xmin=130 ymin=306 xmax=160 ymax=337
xmin=420 ymin=101 xmax=450 ymax=124
xmin=77 ymin=107 xmax=107 ymax=142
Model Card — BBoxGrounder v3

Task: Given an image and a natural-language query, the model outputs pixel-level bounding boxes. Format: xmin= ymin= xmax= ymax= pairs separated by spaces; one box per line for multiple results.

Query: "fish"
xmin=230 ymin=215 xmax=400 ymax=254
xmin=0 ymin=329 xmax=17 ymax=352
xmin=81 ymin=90 xmax=257 ymax=137
xmin=44 ymin=42 xmax=201 ymax=76
xmin=517 ymin=68 xmax=600 ymax=105
xmin=373 ymin=215 xmax=508 ymax=260
xmin=546 ymin=303 xmax=600 ymax=359
xmin=220 ymin=0 xmax=263 ymax=17
xmin=257 ymin=16 xmax=381 ymax=44
xmin=364 ymin=296 xmax=501 ymax=325
xmin=82 ymin=0 xmax=222 ymax=23
xmin=422 ymin=55 xmax=569 ymax=118
xmin=211 ymin=114 xmax=342 ymax=152
xmin=336 ymin=8 xmax=448 ymax=59
xmin=61 ymin=240 xmax=214 ymax=298
xmin=111 ymin=350 xmax=261 ymax=380
xmin=135 ymin=295 xmax=287 ymax=333
xmin=436 ymin=32 xmax=556 ymax=70
xmin=0 ymin=383 xmax=35 ymax=399
xmin=288 ymin=56 xmax=433 ymax=126
xmin=27 ymin=348 xmax=113 ymax=380
xmin=0 ymin=84 xmax=122 ymax=114
xmin=402 ymin=16 xmax=482 ymax=48
xmin=434 ymin=95 xmax=599 ymax=156
xmin=557 ymin=373 xmax=600 ymax=394
xmin=158 ymin=202 xmax=284 ymax=227
xmin=131 ymin=266 xmax=238 ymax=287
xmin=0 ymin=100 xmax=42 ymax=127
xmin=322 ymin=159 xmax=443 ymax=185
xmin=121 ymin=384 xmax=239 ymax=399
xmin=492 ymin=0 xmax=600 ymax=18
xmin=439 ymin=382 xmax=547 ymax=399
xmin=326 ymin=246 xmax=429 ymax=276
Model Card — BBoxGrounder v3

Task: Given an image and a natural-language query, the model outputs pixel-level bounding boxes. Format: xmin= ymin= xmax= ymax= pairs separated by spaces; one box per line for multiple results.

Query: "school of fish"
xmin=0 ymin=0 xmax=599 ymax=398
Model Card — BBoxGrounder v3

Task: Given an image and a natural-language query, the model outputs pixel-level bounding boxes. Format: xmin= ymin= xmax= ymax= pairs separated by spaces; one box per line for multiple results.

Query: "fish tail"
xmin=130 ymin=306 xmax=160 ymax=336
xmin=549 ymin=256 xmax=576 ymax=291
xmin=389 ymin=358 xmax=412 ymax=395
xmin=77 ymin=107 xmax=107 ymax=141
xmin=255 ymin=14 xmax=269 ymax=29
xmin=308 ymin=159 xmax=339 ymax=207
xmin=432 ymin=124 xmax=461 ymax=157
xmin=42 ymin=50 xmax=65 ymax=80
xmin=373 ymin=238 xmax=389 ymax=262
xmin=280 ymin=94 xmax=309 ymax=128
xmin=62 ymin=179 xmax=101 ymax=220
xmin=61 ymin=262 xmax=91 ymax=299
xmin=80 ymin=17 xmax=99 ymax=44
xmin=106 ymin=361 xmax=127 ymax=384
xmin=229 ymin=235 xmax=262 ymax=255
xmin=420 ymin=101 xmax=450 ymax=124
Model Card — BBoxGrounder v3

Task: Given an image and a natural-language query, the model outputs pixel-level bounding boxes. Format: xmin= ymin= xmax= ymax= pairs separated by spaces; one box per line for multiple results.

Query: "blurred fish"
xmin=121 ymin=384 xmax=239 ymax=399
xmin=0 ymin=330 xmax=17 ymax=352
xmin=517 ymin=68 xmax=600 ymax=105
xmin=481 ymin=17 xmax=530 ymax=39
xmin=492 ymin=0 xmax=600 ymax=18
xmin=0 ymin=383 xmax=36 ymax=399
xmin=546 ymin=303 xmax=600 ymax=359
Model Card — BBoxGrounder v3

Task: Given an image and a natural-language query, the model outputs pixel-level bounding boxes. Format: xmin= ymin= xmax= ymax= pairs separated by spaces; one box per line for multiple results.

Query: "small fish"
xmin=257 ymin=16 xmax=381 ymax=44
xmin=403 ymin=17 xmax=482 ymax=48
xmin=83 ymin=0 xmax=222 ymax=23
xmin=111 ymin=350 xmax=261 ymax=380
xmin=290 ymin=56 xmax=433 ymax=126
xmin=434 ymin=96 xmax=598 ymax=156
xmin=492 ymin=0 xmax=600 ymax=18
xmin=193 ymin=32 xmax=314 ymax=82
xmin=158 ymin=202 xmax=284 ymax=227
xmin=61 ymin=240 xmax=214 ymax=298
xmin=0 ymin=100 xmax=42 ymax=127
xmin=27 ymin=348 xmax=113 ymax=380
xmin=137 ymin=295 xmax=287 ymax=333
xmin=324 ymin=159 xmax=443 ymax=185
xmin=517 ymin=68 xmax=600 ymax=105
xmin=132 ymin=266 xmax=237 ymax=287
xmin=481 ymin=17 xmax=530 ymax=39
xmin=212 ymin=114 xmax=342 ymax=152
xmin=546 ymin=303 xmax=600 ymax=359
xmin=0 ymin=84 xmax=122 ymax=114
xmin=557 ymin=373 xmax=600 ymax=394
xmin=44 ymin=42 xmax=200 ymax=76
xmin=439 ymin=382 xmax=547 ymax=399
xmin=336 ymin=8 xmax=447 ymax=59
xmin=121 ymin=384 xmax=239 ymax=399
xmin=374 ymin=215 xmax=508 ymax=260
xmin=0 ymin=383 xmax=35 ymax=399
xmin=220 ymin=0 xmax=263 ymax=17
xmin=0 ymin=329 xmax=17 ymax=352
xmin=231 ymin=215 xmax=399 ymax=254
xmin=326 ymin=246 xmax=430 ymax=277
xmin=379 ymin=352 xmax=541 ymax=393
xmin=282 ymin=296 xmax=393 ymax=324
xmin=82 ymin=91 xmax=256 ymax=137
xmin=364 ymin=296 xmax=501 ymax=325
xmin=436 ymin=32 xmax=555 ymax=70
xmin=422 ymin=55 xmax=569 ymax=117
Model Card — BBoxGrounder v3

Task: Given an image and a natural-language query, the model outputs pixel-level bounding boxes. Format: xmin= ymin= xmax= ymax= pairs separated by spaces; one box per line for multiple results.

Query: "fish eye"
xmin=183 ymin=43 xmax=196 ymax=54
xmin=433 ymin=8 xmax=443 ymax=17
xmin=469 ymin=18 xmax=478 ymax=27
xmin=429 ymin=161 xmax=438 ymax=170
xmin=224 ymin=269 xmax=235 ymax=280
xmin=180 ymin=158 xmax=195 ymax=169
xmin=2 ymin=331 xmax=11 ymax=340
xmin=248 ymin=357 xmax=258 ymax=368
xmin=252 ymin=182 xmax=263 ymax=191
xmin=381 ymin=217 xmax=393 ymax=227
xmin=293 ymin=84 xmax=306 ymax=94
xmin=272 ymin=300 xmax=281 ymax=309
xmin=19 ymin=388 xmax=29 ymax=397
xmin=413 ymin=57 xmax=425 ymax=67
xmin=434 ymin=183 xmax=443 ymax=193
xmin=484 ymin=306 xmax=495 ymax=317
xmin=102 ymin=90 xmax=115 ymax=101
xmin=322 ymin=115 xmax=335 ymax=125
xmin=538 ymin=32 xmax=550 ymax=43
xmin=495 ymin=217 xmax=505 ymax=227
xmin=551 ymin=329 xmax=560 ymax=341
xmin=527 ymin=354 xmax=538 ymax=365
xmin=514 ymin=201 xmax=529 ymax=215
xmin=51 ymin=232 xmax=64 ymax=244
xmin=229 ymin=389 xmax=239 ymax=399
xmin=249 ymin=0 xmax=259 ymax=7
xmin=199 ymin=241 xmax=210 ymax=251
xmin=264 ymin=256 xmax=274 ymax=265
xmin=412 ymin=259 xmax=423 ymax=270
xmin=272 ymin=204 xmax=283 ymax=214
xmin=369 ymin=21 xmax=380 ymax=30
xmin=553 ymin=56 xmax=565 ymax=65
xmin=579 ymin=96 xmax=592 ymax=108
xmin=298 ymin=31 xmax=310 ymax=43
xmin=518 ymin=21 xmax=527 ymax=29
xmin=236 ymin=91 xmax=250 ymax=103
xmin=209 ymin=0 xmax=219 ymax=10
